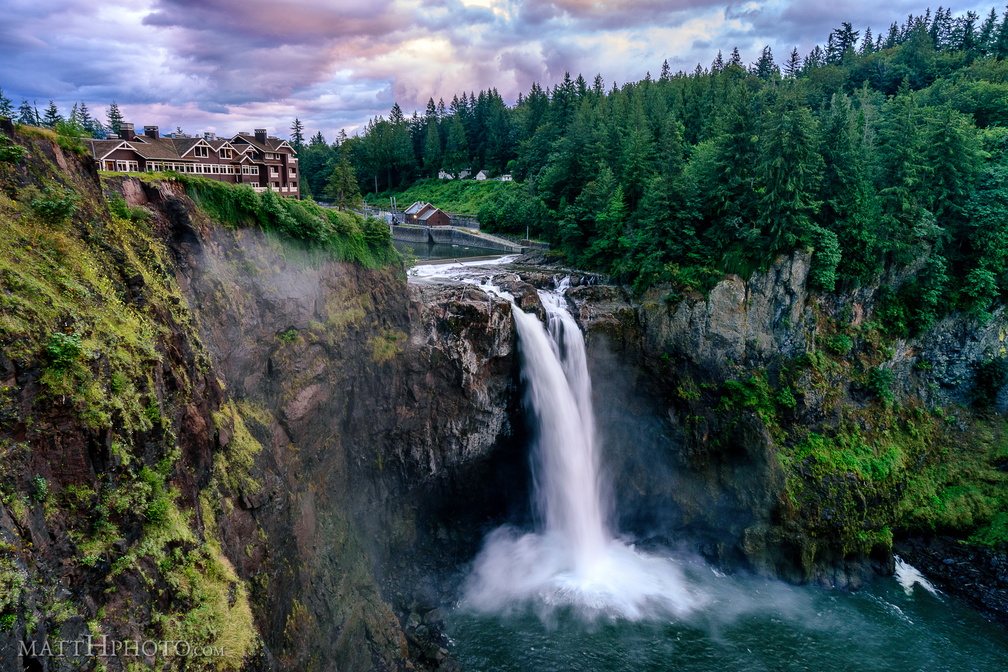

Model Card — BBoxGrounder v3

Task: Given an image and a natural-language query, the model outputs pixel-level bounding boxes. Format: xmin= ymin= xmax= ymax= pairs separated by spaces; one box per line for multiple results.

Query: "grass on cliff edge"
xmin=173 ymin=175 xmax=400 ymax=268
xmin=365 ymin=177 xmax=514 ymax=215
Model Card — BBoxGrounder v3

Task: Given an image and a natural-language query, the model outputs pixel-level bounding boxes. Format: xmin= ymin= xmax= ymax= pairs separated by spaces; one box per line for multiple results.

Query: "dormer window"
xmin=193 ymin=146 xmax=209 ymax=158
xmin=220 ymin=148 xmax=232 ymax=159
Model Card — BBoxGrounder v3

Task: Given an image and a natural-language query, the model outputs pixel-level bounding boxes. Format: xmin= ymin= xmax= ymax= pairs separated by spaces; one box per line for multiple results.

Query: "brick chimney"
xmin=120 ymin=122 xmax=135 ymax=141
xmin=143 ymin=125 xmax=159 ymax=139
xmin=254 ymin=128 xmax=267 ymax=144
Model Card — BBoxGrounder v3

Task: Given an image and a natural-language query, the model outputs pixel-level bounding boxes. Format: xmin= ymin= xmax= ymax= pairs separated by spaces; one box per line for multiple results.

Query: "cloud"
xmin=0 ymin=1 xmax=999 ymax=141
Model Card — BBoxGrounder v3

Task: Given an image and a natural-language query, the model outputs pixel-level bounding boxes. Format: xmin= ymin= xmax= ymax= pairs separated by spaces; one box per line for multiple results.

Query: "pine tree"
xmin=289 ymin=117 xmax=305 ymax=151
xmin=819 ymin=92 xmax=880 ymax=282
xmin=784 ymin=48 xmax=801 ymax=77
xmin=17 ymin=99 xmax=36 ymax=126
xmin=443 ymin=113 xmax=468 ymax=176
xmin=106 ymin=101 xmax=124 ymax=134
xmin=728 ymin=47 xmax=743 ymax=68
xmin=77 ymin=102 xmax=98 ymax=137
xmin=42 ymin=100 xmax=63 ymax=128
xmin=956 ymin=11 xmax=978 ymax=56
xmin=752 ymin=46 xmax=778 ymax=79
xmin=424 ymin=121 xmax=442 ymax=175
xmin=326 ymin=151 xmax=362 ymax=210
xmin=660 ymin=59 xmax=671 ymax=81
xmin=860 ymin=27 xmax=875 ymax=56
xmin=711 ymin=50 xmax=725 ymax=72
xmin=996 ymin=7 xmax=1008 ymax=59
xmin=0 ymin=88 xmax=12 ymax=118
xmin=885 ymin=22 xmax=901 ymax=48
xmin=309 ymin=131 xmax=326 ymax=147
xmin=876 ymin=81 xmax=925 ymax=262
xmin=756 ymin=88 xmax=822 ymax=257
xmin=802 ymin=46 xmax=825 ymax=73
xmin=979 ymin=8 xmax=998 ymax=56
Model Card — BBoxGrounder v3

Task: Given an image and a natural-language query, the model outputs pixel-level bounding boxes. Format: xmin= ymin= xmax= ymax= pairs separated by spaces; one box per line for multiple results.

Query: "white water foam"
xmin=409 ymin=254 xmax=518 ymax=279
xmin=464 ymin=279 xmax=702 ymax=619
xmin=894 ymin=555 xmax=940 ymax=597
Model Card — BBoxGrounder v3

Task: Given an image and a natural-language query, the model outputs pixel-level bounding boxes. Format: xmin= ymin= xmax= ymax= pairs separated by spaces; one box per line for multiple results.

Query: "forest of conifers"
xmin=300 ymin=6 xmax=1008 ymax=333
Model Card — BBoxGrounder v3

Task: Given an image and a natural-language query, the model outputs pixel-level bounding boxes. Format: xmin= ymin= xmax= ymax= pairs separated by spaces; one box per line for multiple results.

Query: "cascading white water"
xmin=464 ymin=278 xmax=701 ymax=619
xmin=513 ymin=282 xmax=607 ymax=571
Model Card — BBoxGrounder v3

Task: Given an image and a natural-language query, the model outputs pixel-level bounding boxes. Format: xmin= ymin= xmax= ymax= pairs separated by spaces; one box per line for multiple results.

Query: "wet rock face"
xmin=160 ymin=202 xmax=525 ymax=669
xmin=564 ymin=252 xmax=1008 ymax=589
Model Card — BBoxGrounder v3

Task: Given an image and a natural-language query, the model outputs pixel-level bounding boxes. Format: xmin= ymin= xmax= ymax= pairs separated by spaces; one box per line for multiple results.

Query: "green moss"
xmin=369 ymin=330 xmax=406 ymax=363
xmin=211 ymin=401 xmax=264 ymax=496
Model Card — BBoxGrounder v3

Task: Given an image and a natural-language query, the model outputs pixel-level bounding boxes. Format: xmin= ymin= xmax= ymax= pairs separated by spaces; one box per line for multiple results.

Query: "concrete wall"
xmin=391 ymin=225 xmax=523 ymax=253
xmin=389 ymin=225 xmax=430 ymax=245
xmin=428 ymin=227 xmax=521 ymax=252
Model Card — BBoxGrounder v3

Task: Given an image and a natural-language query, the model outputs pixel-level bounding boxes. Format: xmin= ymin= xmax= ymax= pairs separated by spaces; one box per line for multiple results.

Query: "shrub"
xmin=31 ymin=474 xmax=49 ymax=503
xmin=826 ymin=334 xmax=853 ymax=356
xmin=45 ymin=332 xmax=82 ymax=370
xmin=0 ymin=137 xmax=25 ymax=163
xmin=107 ymin=195 xmax=149 ymax=223
xmin=865 ymin=367 xmax=895 ymax=403
xmin=31 ymin=187 xmax=78 ymax=226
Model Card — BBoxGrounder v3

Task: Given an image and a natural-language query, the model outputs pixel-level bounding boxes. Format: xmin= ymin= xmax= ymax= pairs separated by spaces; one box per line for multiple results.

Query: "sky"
xmin=0 ymin=1 xmax=1000 ymax=142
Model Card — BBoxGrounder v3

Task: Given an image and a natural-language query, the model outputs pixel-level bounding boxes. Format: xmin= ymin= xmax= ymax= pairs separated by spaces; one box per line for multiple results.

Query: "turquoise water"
xmin=446 ymin=558 xmax=1008 ymax=671
xmin=393 ymin=239 xmax=503 ymax=260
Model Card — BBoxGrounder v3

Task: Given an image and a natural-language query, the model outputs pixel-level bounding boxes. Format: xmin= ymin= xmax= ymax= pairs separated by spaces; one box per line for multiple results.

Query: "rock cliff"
xmin=2 ymin=116 xmax=1006 ymax=672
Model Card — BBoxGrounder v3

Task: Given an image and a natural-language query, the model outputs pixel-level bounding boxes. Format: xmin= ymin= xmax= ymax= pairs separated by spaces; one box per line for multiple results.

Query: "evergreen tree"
xmin=819 ymin=92 xmax=881 ymax=282
xmin=860 ymin=27 xmax=875 ymax=56
xmin=727 ymin=47 xmax=743 ymax=68
xmin=753 ymin=46 xmax=778 ymax=79
xmin=443 ymin=113 xmax=468 ymax=176
xmin=923 ymin=104 xmax=980 ymax=227
xmin=106 ymin=101 xmax=124 ymax=134
xmin=424 ymin=121 xmax=442 ymax=175
xmin=289 ymin=117 xmax=305 ymax=151
xmin=996 ymin=6 xmax=1008 ymax=59
xmin=802 ymin=45 xmax=825 ymax=73
xmin=827 ymin=22 xmax=859 ymax=63
xmin=979 ymin=8 xmax=999 ymax=56
xmin=326 ymin=151 xmax=362 ymax=210
xmin=0 ymin=88 xmax=13 ymax=118
xmin=711 ymin=50 xmax=725 ymax=72
xmin=784 ymin=48 xmax=801 ymax=77
xmin=660 ymin=59 xmax=671 ymax=81
xmin=42 ymin=100 xmax=63 ymax=128
xmin=876 ymin=81 xmax=925 ymax=262
xmin=756 ymin=88 xmax=823 ymax=258
xmin=885 ymin=21 xmax=901 ymax=48
xmin=17 ymin=99 xmax=36 ymax=126
xmin=956 ymin=11 xmax=978 ymax=57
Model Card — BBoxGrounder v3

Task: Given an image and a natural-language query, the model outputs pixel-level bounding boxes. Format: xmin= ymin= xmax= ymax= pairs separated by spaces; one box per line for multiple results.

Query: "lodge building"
xmin=87 ymin=123 xmax=299 ymax=198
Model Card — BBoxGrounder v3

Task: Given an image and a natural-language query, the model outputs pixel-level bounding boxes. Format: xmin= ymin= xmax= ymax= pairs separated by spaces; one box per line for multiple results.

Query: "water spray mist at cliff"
xmin=464 ymin=279 xmax=701 ymax=618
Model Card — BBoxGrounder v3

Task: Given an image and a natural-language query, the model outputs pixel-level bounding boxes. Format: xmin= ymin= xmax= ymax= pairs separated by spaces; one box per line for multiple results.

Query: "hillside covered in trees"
xmin=299 ymin=5 xmax=1008 ymax=336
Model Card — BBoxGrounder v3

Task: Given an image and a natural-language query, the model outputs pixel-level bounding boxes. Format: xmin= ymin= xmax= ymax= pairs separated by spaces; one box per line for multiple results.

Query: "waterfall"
xmin=464 ymin=278 xmax=701 ymax=619
xmin=512 ymin=283 xmax=607 ymax=572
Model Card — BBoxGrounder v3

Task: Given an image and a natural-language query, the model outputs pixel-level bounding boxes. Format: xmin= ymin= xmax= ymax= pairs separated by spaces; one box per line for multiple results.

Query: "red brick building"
xmin=87 ymin=124 xmax=299 ymax=197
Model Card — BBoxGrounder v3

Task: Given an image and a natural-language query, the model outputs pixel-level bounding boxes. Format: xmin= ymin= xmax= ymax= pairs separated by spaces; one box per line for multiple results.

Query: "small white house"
xmin=459 ymin=169 xmax=471 ymax=179
xmin=438 ymin=170 xmax=454 ymax=180
xmin=498 ymin=174 xmax=513 ymax=182
xmin=474 ymin=170 xmax=488 ymax=181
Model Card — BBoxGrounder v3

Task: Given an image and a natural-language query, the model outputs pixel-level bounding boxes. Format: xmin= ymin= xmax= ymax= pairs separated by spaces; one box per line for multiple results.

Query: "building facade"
xmin=87 ymin=124 xmax=299 ymax=198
